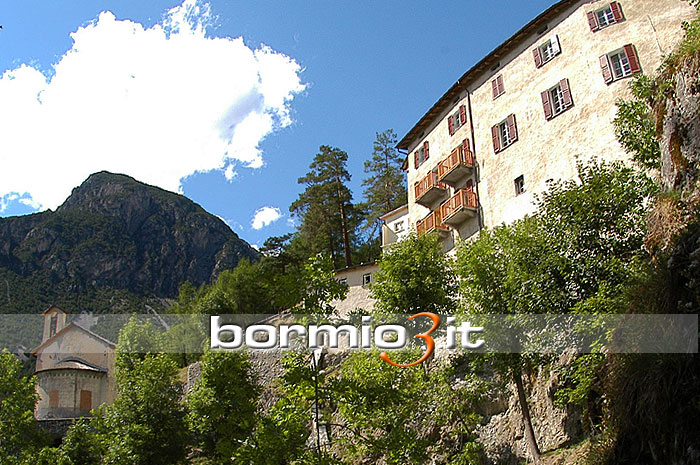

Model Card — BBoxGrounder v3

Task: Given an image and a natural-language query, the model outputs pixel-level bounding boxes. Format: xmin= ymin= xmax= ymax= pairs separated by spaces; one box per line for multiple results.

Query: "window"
xmin=49 ymin=390 xmax=59 ymax=408
xmin=393 ymin=220 xmax=405 ymax=233
xmin=413 ymin=141 xmax=430 ymax=169
xmin=338 ymin=278 xmax=347 ymax=285
xmin=448 ymin=105 xmax=466 ymax=135
xmin=491 ymin=114 xmax=518 ymax=153
xmin=514 ymin=176 xmax=525 ymax=196
xmin=600 ymin=45 xmax=641 ymax=84
xmin=588 ymin=2 xmax=624 ymax=32
xmin=491 ymin=75 xmax=505 ymax=99
xmin=541 ymin=79 xmax=573 ymax=120
xmin=362 ymin=273 xmax=372 ymax=286
xmin=49 ymin=315 xmax=58 ymax=337
xmin=533 ymin=35 xmax=561 ymax=68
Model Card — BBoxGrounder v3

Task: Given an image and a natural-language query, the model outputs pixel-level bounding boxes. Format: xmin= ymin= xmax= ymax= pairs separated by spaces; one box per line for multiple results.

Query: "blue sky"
xmin=0 ymin=0 xmax=557 ymax=248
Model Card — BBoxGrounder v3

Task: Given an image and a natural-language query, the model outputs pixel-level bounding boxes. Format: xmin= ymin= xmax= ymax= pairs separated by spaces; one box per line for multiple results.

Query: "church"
xmin=31 ymin=306 xmax=117 ymax=420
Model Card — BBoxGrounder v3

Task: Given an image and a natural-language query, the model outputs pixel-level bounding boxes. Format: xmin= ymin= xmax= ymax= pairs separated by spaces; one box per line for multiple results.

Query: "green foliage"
xmin=613 ymin=75 xmax=662 ymax=169
xmin=97 ymin=354 xmax=187 ymax=465
xmin=360 ymin=129 xmax=407 ymax=239
xmin=60 ymin=419 xmax=103 ymax=465
xmin=299 ymin=254 xmax=348 ymax=316
xmin=186 ymin=350 xmax=259 ymax=460
xmin=372 ymin=233 xmax=457 ymax=317
xmin=0 ymin=350 xmax=41 ymax=462
xmin=115 ymin=317 xmax=164 ymax=370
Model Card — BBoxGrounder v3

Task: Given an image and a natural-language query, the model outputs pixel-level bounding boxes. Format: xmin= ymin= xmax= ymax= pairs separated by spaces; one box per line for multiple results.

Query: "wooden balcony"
xmin=437 ymin=146 xmax=474 ymax=186
xmin=414 ymin=171 xmax=447 ymax=207
xmin=441 ymin=189 xmax=478 ymax=227
xmin=416 ymin=209 xmax=449 ymax=238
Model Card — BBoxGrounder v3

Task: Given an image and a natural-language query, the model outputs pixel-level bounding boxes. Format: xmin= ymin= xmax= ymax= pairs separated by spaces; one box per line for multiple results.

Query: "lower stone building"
xmin=31 ymin=305 xmax=116 ymax=420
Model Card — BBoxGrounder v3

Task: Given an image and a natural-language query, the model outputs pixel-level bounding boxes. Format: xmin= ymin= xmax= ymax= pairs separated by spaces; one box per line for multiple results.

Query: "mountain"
xmin=0 ymin=171 xmax=258 ymax=314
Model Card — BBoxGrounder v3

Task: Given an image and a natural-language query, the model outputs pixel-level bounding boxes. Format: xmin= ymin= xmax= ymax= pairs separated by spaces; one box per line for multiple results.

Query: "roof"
xmin=32 ymin=322 xmax=116 ymax=356
xmin=334 ymin=262 xmax=378 ymax=275
xmin=42 ymin=305 xmax=65 ymax=315
xmin=36 ymin=357 xmax=108 ymax=374
xmin=397 ymin=0 xmax=578 ymax=151
xmin=379 ymin=204 xmax=409 ymax=221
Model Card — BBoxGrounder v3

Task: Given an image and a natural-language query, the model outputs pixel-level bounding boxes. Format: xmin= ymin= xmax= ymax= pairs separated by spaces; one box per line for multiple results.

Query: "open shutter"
xmin=533 ymin=48 xmax=543 ymax=68
xmin=462 ymin=139 xmax=469 ymax=154
xmin=448 ymin=116 xmax=455 ymax=136
xmin=491 ymin=125 xmax=501 ymax=153
xmin=600 ymin=54 xmax=613 ymax=84
xmin=491 ymin=78 xmax=499 ymax=99
xmin=466 ymin=179 xmax=474 ymax=191
xmin=625 ymin=44 xmax=641 ymax=74
xmin=551 ymin=35 xmax=561 ymax=56
xmin=414 ymin=151 xmax=419 ymax=169
xmin=587 ymin=11 xmax=599 ymax=32
xmin=541 ymin=90 xmax=553 ymax=120
xmin=497 ymin=75 xmax=505 ymax=95
xmin=610 ymin=2 xmax=624 ymax=22
xmin=560 ymin=79 xmax=572 ymax=108
xmin=423 ymin=141 xmax=429 ymax=160
xmin=507 ymin=114 xmax=518 ymax=142
xmin=459 ymin=105 xmax=466 ymax=125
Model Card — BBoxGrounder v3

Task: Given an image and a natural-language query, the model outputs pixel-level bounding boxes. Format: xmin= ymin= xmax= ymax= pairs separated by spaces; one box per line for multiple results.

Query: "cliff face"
xmin=0 ymin=171 xmax=258 ymax=311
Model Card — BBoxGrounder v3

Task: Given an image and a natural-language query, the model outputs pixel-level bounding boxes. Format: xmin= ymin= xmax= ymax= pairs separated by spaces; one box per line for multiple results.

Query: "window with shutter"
xmin=448 ymin=106 xmax=466 ymax=135
xmin=588 ymin=3 xmax=624 ymax=32
xmin=423 ymin=141 xmax=429 ymax=160
xmin=491 ymin=125 xmax=501 ymax=153
xmin=459 ymin=105 xmax=467 ymax=125
xmin=535 ymin=36 xmax=561 ymax=68
xmin=543 ymin=79 xmax=573 ymax=120
xmin=491 ymin=75 xmax=505 ymax=99
xmin=493 ymin=114 xmax=518 ymax=152
xmin=603 ymin=45 xmax=641 ymax=83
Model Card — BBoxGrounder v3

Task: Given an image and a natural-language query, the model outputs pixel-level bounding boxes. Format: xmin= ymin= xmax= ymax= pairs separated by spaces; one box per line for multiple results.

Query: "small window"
xmin=491 ymin=114 xmax=518 ymax=153
xmin=514 ymin=176 xmax=526 ymax=196
xmin=394 ymin=221 xmax=405 ymax=233
xmin=338 ymin=278 xmax=347 ymax=285
xmin=541 ymin=79 xmax=573 ymax=120
xmin=533 ymin=35 xmax=561 ymax=68
xmin=448 ymin=105 xmax=466 ymax=136
xmin=491 ymin=75 xmax=505 ymax=99
xmin=600 ymin=45 xmax=641 ymax=84
xmin=413 ymin=141 xmax=430 ymax=169
xmin=588 ymin=3 xmax=624 ymax=32
xmin=362 ymin=273 xmax=372 ymax=286
xmin=49 ymin=315 xmax=58 ymax=337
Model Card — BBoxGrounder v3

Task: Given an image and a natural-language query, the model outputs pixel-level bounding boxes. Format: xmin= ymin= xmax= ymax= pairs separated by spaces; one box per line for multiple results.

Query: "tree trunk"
xmin=335 ymin=176 xmax=352 ymax=268
xmin=513 ymin=369 xmax=541 ymax=462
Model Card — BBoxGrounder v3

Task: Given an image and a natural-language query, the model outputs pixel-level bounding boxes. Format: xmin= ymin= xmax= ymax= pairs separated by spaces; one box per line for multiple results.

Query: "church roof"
xmin=31 ymin=322 xmax=116 ymax=356
xmin=36 ymin=356 xmax=108 ymax=374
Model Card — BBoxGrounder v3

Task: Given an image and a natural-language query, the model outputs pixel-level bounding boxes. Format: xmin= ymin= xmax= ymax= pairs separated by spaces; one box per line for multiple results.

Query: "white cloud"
xmin=251 ymin=206 xmax=281 ymax=230
xmin=0 ymin=0 xmax=305 ymax=210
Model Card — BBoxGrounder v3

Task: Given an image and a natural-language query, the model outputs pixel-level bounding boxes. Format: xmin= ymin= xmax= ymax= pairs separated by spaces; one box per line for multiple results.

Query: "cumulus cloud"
xmin=0 ymin=0 xmax=305 ymax=211
xmin=251 ymin=206 xmax=281 ymax=230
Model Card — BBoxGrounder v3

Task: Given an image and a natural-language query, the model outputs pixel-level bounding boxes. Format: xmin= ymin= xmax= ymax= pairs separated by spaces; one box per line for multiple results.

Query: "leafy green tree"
xmin=60 ymin=419 xmax=103 ymax=465
xmin=371 ymin=233 xmax=457 ymax=318
xmin=291 ymin=145 xmax=359 ymax=268
xmin=360 ymin=129 xmax=407 ymax=237
xmin=299 ymin=253 xmax=348 ymax=317
xmin=186 ymin=350 xmax=259 ymax=461
xmin=0 ymin=350 xmax=40 ymax=464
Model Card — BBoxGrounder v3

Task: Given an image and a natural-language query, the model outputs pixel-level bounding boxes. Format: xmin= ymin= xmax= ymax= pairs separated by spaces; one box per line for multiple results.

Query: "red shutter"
xmin=610 ymin=2 xmax=623 ymax=22
xmin=414 ymin=151 xmax=419 ymax=169
xmin=424 ymin=141 xmax=429 ymax=160
xmin=533 ymin=48 xmax=543 ymax=68
xmin=541 ymin=90 xmax=553 ymax=120
xmin=587 ymin=11 xmax=599 ymax=32
xmin=448 ymin=116 xmax=455 ymax=135
xmin=491 ymin=125 xmax=501 ymax=153
xmin=491 ymin=78 xmax=499 ymax=99
xmin=466 ymin=179 xmax=474 ymax=191
xmin=462 ymin=139 xmax=469 ymax=154
xmin=507 ymin=114 xmax=518 ymax=142
xmin=560 ymin=79 xmax=572 ymax=108
xmin=497 ymin=75 xmax=505 ymax=95
xmin=459 ymin=105 xmax=466 ymax=125
xmin=600 ymin=55 xmax=613 ymax=84
xmin=625 ymin=44 xmax=641 ymax=74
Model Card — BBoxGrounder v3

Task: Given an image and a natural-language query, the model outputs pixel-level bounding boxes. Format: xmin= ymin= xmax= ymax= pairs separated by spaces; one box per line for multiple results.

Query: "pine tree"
xmin=361 ymin=129 xmax=407 ymax=238
xmin=290 ymin=145 xmax=357 ymax=268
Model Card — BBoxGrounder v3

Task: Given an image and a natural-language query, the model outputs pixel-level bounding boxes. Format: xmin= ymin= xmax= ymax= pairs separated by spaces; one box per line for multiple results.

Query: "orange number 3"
xmin=380 ymin=312 xmax=441 ymax=367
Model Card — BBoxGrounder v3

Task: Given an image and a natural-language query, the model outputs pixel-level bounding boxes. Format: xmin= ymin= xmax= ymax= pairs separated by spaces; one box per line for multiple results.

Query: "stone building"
xmin=398 ymin=0 xmax=697 ymax=252
xmin=31 ymin=306 xmax=116 ymax=420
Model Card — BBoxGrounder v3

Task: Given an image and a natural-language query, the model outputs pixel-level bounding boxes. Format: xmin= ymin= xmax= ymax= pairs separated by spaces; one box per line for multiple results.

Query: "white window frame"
xmin=362 ymin=273 xmax=372 ymax=286
xmin=610 ymin=49 xmax=632 ymax=80
xmin=596 ymin=6 xmax=615 ymax=28
xmin=498 ymin=121 xmax=512 ymax=147
xmin=514 ymin=175 xmax=525 ymax=196
xmin=539 ymin=40 xmax=555 ymax=63
xmin=394 ymin=220 xmax=405 ymax=233
xmin=417 ymin=146 xmax=428 ymax=166
xmin=550 ymin=84 xmax=566 ymax=116
xmin=451 ymin=110 xmax=463 ymax=131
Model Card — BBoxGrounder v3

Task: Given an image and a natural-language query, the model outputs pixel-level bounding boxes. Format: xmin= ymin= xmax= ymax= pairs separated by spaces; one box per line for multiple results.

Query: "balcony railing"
xmin=414 ymin=171 xmax=447 ymax=207
xmin=441 ymin=189 xmax=478 ymax=227
xmin=437 ymin=146 xmax=474 ymax=186
xmin=416 ymin=209 xmax=449 ymax=238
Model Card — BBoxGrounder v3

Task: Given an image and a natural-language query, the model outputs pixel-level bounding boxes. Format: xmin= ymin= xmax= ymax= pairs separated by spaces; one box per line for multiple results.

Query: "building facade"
xmin=32 ymin=306 xmax=116 ymax=420
xmin=398 ymin=0 xmax=697 ymax=252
